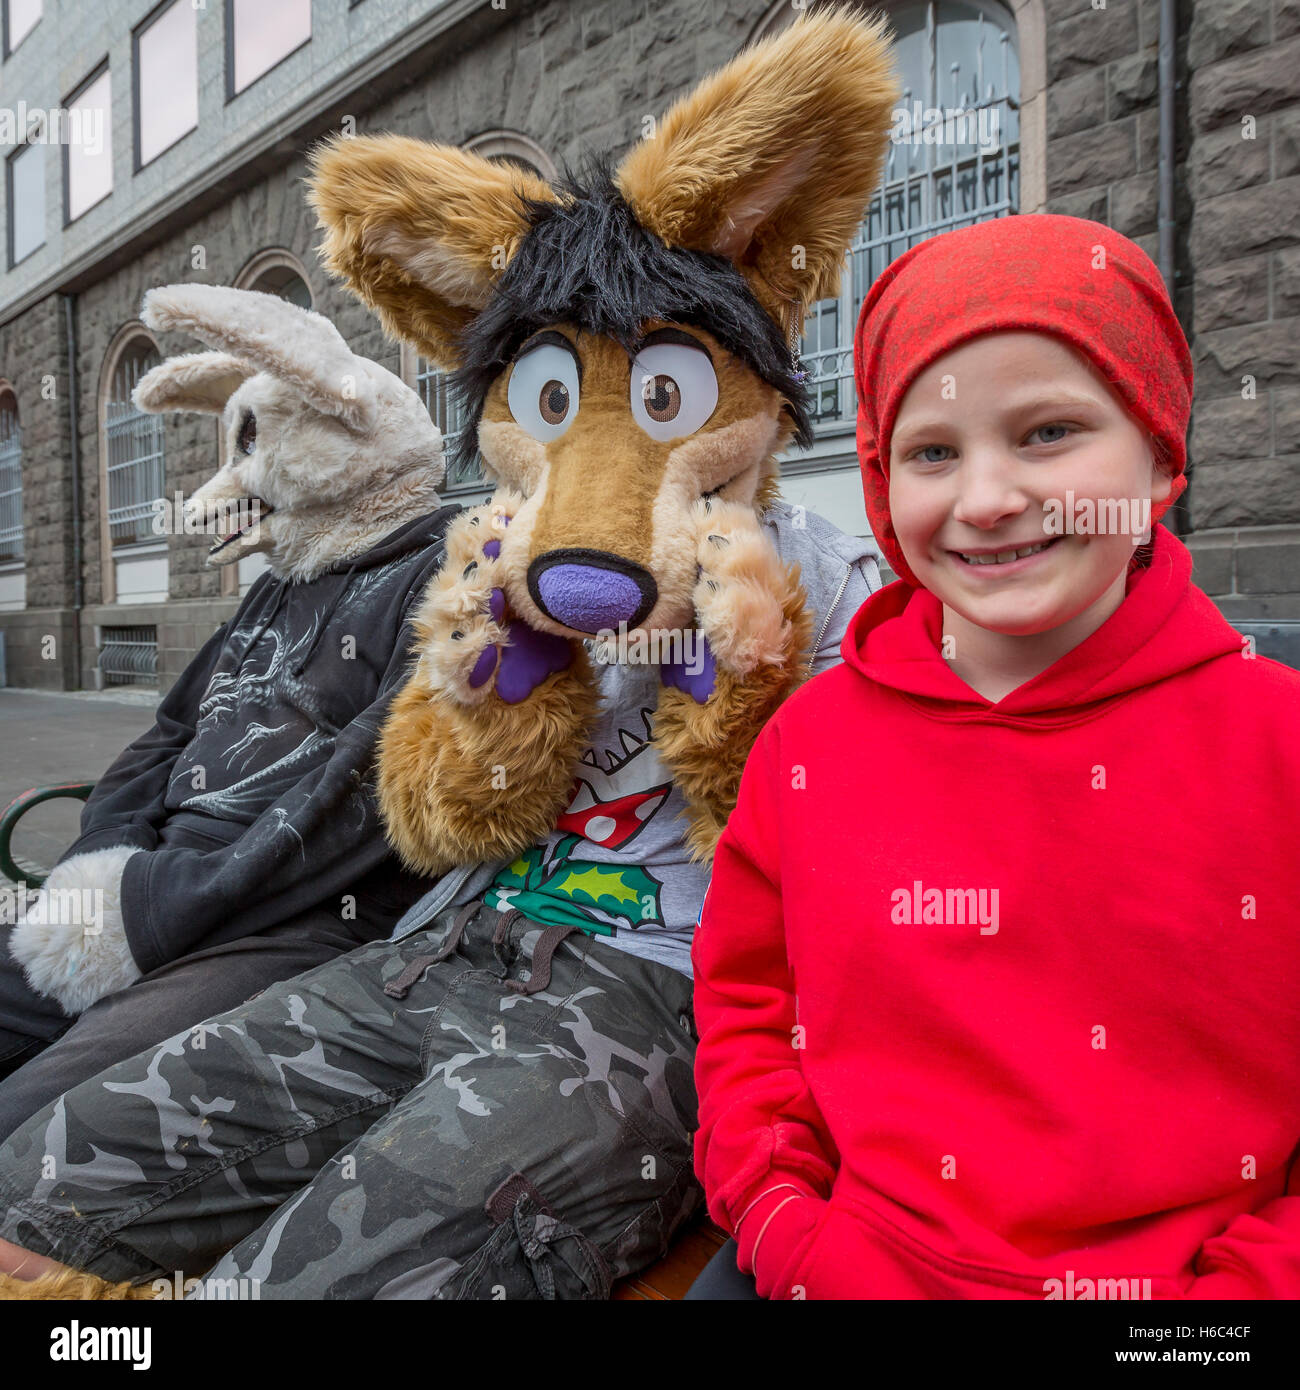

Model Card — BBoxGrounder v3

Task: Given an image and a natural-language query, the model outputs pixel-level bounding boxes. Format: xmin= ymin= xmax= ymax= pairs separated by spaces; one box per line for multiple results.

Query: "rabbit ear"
xmin=132 ymin=351 xmax=255 ymax=415
xmin=141 ymin=284 xmax=377 ymax=431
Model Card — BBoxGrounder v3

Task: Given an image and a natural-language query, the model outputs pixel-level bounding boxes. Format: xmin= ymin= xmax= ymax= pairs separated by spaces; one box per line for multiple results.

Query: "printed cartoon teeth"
xmin=959 ymin=539 xmax=1054 ymax=566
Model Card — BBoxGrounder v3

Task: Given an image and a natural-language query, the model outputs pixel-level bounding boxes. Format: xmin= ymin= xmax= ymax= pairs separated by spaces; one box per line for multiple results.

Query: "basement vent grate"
xmin=98 ymin=625 xmax=159 ymax=688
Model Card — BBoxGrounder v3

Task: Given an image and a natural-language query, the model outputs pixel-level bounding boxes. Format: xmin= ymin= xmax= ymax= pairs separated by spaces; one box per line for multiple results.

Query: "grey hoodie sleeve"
xmin=808 ymin=554 xmax=881 ymax=676
xmin=766 ymin=500 xmax=883 ymax=677
xmin=56 ymin=622 xmax=231 ymax=863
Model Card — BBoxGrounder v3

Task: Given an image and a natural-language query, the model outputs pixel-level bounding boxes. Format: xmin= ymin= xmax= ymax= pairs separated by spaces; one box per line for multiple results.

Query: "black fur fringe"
xmin=449 ymin=155 xmax=813 ymax=476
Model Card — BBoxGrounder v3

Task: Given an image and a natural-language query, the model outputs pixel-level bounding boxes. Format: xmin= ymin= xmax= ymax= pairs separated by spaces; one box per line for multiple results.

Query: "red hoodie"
xmin=693 ymin=529 xmax=1300 ymax=1299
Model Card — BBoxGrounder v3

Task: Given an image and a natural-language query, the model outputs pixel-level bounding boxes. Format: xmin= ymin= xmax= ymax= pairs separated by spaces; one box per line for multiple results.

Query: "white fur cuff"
xmin=9 ymin=846 xmax=144 ymax=1015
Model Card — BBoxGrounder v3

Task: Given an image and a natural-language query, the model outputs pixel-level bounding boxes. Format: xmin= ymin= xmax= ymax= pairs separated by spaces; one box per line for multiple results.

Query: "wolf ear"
xmin=615 ymin=10 xmax=899 ymax=329
xmin=308 ymin=135 xmax=559 ymax=369
xmin=132 ymin=352 xmax=255 ymax=415
xmin=141 ymin=283 xmax=377 ymax=432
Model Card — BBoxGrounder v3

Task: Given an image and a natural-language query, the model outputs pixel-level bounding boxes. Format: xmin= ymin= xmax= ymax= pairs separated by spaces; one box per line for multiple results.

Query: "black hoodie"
xmin=60 ymin=507 xmax=459 ymax=973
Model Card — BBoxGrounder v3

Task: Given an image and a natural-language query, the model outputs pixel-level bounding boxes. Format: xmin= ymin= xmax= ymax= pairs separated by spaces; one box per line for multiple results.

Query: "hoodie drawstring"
xmin=233 ymin=578 xmax=291 ymax=668
xmin=291 ymin=562 xmax=357 ymax=678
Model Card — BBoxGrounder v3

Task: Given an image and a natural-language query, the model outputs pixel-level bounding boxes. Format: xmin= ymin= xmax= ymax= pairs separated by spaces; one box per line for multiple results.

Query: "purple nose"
xmin=528 ymin=549 xmax=657 ymax=634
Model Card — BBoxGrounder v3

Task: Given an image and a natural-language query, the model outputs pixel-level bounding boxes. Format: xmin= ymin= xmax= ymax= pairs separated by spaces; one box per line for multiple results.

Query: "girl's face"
xmin=887 ymin=331 xmax=1173 ymax=638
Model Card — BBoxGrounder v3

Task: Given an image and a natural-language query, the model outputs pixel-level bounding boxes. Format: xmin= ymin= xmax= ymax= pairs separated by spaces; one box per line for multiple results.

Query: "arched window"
xmin=463 ymin=130 xmax=559 ymax=183
xmin=406 ymin=137 xmax=558 ymax=496
xmin=104 ymin=338 xmax=166 ymax=549
xmin=750 ymin=0 xmax=1023 ymax=427
xmin=235 ymin=247 xmax=313 ymax=307
xmin=0 ymin=387 xmax=22 ymax=565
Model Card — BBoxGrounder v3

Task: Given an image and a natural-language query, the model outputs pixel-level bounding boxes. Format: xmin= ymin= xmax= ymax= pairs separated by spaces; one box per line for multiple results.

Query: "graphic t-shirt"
xmin=483 ymin=663 xmax=701 ymax=972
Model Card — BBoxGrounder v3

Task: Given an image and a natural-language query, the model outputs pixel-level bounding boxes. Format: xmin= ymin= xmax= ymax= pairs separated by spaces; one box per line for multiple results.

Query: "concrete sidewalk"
xmin=0 ymin=687 xmax=159 ymax=881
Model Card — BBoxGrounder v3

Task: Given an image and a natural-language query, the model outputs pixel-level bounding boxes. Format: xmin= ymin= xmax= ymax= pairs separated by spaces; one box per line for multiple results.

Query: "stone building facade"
xmin=0 ymin=0 xmax=1295 ymax=693
xmin=1045 ymin=0 xmax=1300 ymax=661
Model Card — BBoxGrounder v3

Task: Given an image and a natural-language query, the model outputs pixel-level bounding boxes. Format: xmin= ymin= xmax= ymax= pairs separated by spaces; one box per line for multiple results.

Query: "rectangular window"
xmin=0 ymin=400 xmax=22 ymax=564
xmin=2 ymin=0 xmax=41 ymax=56
xmin=135 ymin=0 xmax=198 ymax=168
xmin=7 ymin=142 xmax=44 ymax=266
xmin=65 ymin=67 xmax=112 ymax=223
xmin=228 ymin=0 xmax=311 ymax=97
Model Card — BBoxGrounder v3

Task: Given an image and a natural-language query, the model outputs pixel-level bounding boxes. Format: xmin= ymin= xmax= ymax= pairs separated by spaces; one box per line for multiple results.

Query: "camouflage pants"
xmin=0 ymin=902 xmax=700 ymax=1298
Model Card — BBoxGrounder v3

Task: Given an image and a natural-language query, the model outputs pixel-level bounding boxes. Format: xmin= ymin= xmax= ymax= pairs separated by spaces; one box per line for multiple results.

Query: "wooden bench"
xmin=613 ymin=1219 xmax=728 ymax=1300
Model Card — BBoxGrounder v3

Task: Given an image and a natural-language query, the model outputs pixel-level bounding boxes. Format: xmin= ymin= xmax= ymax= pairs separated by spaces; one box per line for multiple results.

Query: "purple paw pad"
xmin=495 ymin=623 xmax=573 ymax=704
xmin=661 ymin=634 xmax=716 ymax=703
xmin=489 ymin=587 xmax=506 ymax=623
xmin=468 ymin=646 xmax=499 ymax=689
xmin=482 ymin=539 xmax=501 ymax=561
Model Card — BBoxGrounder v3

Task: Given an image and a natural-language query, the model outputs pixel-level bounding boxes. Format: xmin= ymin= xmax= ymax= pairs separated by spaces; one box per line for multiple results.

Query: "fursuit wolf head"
xmin=307 ymin=10 xmax=897 ymax=640
xmin=132 ymin=284 xmax=446 ymax=583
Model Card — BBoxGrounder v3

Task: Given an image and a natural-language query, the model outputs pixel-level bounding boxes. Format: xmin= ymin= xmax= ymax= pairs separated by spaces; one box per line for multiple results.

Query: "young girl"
xmin=691 ymin=214 xmax=1300 ymax=1300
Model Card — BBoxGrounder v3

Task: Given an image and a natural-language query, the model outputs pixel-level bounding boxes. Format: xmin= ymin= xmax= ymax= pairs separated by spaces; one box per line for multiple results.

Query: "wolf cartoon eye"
xmin=507 ymin=342 xmax=580 ymax=442
xmin=237 ymin=412 xmax=257 ymax=456
xmin=630 ymin=343 xmax=718 ymax=442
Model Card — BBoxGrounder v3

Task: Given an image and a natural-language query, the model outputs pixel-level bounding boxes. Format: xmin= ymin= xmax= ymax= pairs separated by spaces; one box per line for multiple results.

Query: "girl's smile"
xmin=948 ymin=534 xmax=1063 ymax=572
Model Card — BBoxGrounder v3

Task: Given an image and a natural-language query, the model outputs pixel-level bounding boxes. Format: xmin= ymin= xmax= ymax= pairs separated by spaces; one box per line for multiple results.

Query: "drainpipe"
xmin=1156 ymin=0 xmax=1183 ymax=535
xmin=62 ymin=293 xmax=84 ymax=683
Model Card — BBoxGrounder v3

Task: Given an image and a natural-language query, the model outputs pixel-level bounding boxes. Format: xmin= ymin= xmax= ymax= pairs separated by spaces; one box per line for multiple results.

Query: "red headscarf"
xmin=852 ymin=214 xmax=1193 ymax=586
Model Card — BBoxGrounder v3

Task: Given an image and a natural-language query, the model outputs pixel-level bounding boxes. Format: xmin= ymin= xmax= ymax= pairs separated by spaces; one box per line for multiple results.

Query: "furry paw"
xmin=662 ymin=499 xmax=801 ymax=699
xmin=9 ymin=846 xmax=143 ymax=1015
xmin=412 ymin=490 xmax=575 ymax=705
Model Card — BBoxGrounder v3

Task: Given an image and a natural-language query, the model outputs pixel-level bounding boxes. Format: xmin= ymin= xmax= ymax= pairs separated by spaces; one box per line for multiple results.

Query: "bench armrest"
xmin=0 ymin=784 xmax=96 ymax=889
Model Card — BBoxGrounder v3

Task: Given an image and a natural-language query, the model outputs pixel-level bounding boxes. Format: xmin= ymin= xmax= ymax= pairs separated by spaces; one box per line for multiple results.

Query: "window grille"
xmin=415 ymin=358 xmax=483 ymax=492
xmin=800 ymin=0 xmax=1020 ymax=426
xmin=105 ymin=343 xmax=166 ymax=547
xmin=98 ymin=624 xmax=158 ymax=687
xmin=0 ymin=395 xmax=21 ymax=562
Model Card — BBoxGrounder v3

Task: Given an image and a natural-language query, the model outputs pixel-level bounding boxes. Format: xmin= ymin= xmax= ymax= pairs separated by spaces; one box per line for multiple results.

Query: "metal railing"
xmin=801 ymin=1 xmax=1020 ymax=425
xmin=415 ymin=358 xmax=483 ymax=491
xmin=97 ymin=625 xmax=159 ymax=687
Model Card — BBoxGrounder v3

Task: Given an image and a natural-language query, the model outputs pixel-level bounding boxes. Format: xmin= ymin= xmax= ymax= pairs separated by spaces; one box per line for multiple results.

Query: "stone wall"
xmin=1182 ymin=0 xmax=1300 ymax=648
xmin=77 ymin=598 xmax=235 ymax=693
xmin=0 ymin=608 xmax=78 ymax=690
xmin=1041 ymin=0 xmax=1300 ymax=647
xmin=1043 ymin=0 xmax=1172 ymax=265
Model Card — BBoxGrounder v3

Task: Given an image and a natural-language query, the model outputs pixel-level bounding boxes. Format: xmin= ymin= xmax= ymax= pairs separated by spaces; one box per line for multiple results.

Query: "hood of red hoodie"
xmin=841 ymin=528 xmax=1243 ymax=718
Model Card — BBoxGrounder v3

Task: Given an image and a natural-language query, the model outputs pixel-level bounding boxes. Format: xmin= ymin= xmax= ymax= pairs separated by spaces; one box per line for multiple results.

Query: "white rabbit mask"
xmin=133 ymin=284 xmax=446 ymax=582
